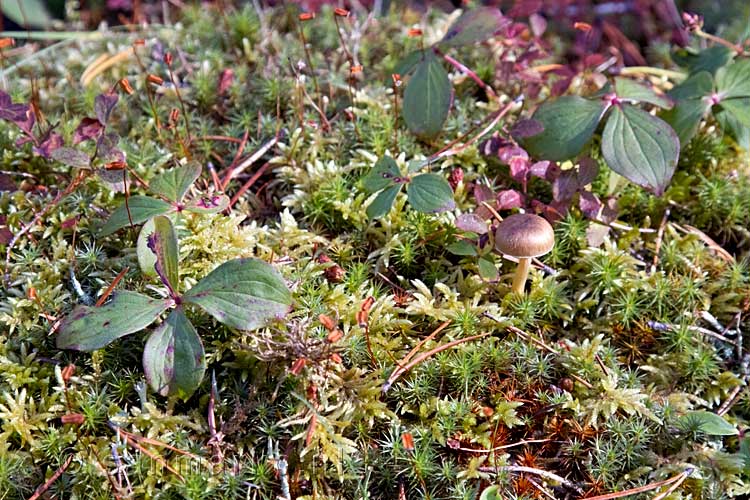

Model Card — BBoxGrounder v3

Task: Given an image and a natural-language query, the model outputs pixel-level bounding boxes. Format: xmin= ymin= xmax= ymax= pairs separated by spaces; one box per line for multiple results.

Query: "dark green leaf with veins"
xmin=366 ymin=184 xmax=402 ymax=219
xmin=143 ymin=307 xmax=206 ymax=399
xmin=99 ymin=195 xmax=172 ymax=236
xmin=661 ymin=71 xmax=714 ymax=145
xmin=716 ymin=108 xmax=750 ymax=149
xmin=523 ymin=96 xmax=607 ymax=161
xmin=392 ymin=50 xmax=427 ymax=79
xmin=716 ymin=59 xmax=750 ymax=99
xmin=147 ymin=215 xmax=180 ymax=294
xmin=672 ymin=45 xmax=733 ymax=75
xmin=406 ymin=173 xmax=456 ymax=213
xmin=403 ymin=52 xmax=452 ymax=139
xmin=57 ymin=291 xmax=171 ymax=351
xmin=183 ymin=258 xmax=291 ymax=330
xmin=149 ymin=162 xmax=202 ymax=202
xmin=439 ymin=7 xmax=508 ymax=48
xmin=363 ymin=156 xmax=400 ymax=192
xmin=601 ymin=105 xmax=679 ymax=196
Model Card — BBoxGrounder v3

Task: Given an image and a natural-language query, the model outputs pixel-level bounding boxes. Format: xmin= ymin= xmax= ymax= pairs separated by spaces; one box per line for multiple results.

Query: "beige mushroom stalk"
xmin=494 ymin=213 xmax=555 ymax=294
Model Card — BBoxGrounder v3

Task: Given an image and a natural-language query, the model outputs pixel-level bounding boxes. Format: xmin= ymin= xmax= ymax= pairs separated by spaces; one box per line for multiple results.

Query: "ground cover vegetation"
xmin=1 ymin=0 xmax=750 ymax=498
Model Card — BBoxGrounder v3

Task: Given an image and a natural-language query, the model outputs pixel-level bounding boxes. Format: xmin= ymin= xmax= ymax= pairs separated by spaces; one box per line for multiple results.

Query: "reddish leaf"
xmin=218 ymin=69 xmax=234 ymax=95
xmin=33 ymin=132 xmax=63 ymax=158
xmin=577 ymin=157 xmax=599 ymax=186
xmin=496 ymin=189 xmax=525 ymax=209
xmin=0 ymin=173 xmax=16 ymax=192
xmin=552 ymin=170 xmax=578 ymax=203
xmin=529 ymin=161 xmax=556 ymax=181
xmin=94 ymin=92 xmax=119 ymax=125
xmin=510 ymin=119 xmax=544 ymax=139
xmin=74 ymin=117 xmax=104 ymax=144
xmin=0 ymin=215 xmax=12 ymax=245
xmin=578 ymin=191 xmax=602 ymax=219
xmin=508 ymin=155 xmax=530 ymax=184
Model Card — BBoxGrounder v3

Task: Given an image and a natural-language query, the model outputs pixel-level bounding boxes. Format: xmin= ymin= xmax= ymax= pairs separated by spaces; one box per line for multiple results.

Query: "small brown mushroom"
xmin=494 ymin=213 xmax=555 ymax=294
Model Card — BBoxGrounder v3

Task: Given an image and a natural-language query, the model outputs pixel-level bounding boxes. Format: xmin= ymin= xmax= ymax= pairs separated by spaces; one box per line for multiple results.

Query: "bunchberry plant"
xmin=56 ymin=215 xmax=291 ymax=399
xmin=395 ymin=7 xmax=508 ymax=138
xmin=361 ymin=155 xmax=455 ymax=218
xmin=523 ymin=77 xmax=679 ymax=195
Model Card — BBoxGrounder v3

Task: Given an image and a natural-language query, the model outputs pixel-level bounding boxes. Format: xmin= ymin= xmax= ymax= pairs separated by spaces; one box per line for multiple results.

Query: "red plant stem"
xmin=28 ymin=455 xmax=74 ymax=500
xmin=439 ymin=51 xmax=497 ymax=99
xmin=199 ymin=135 xmax=243 ymax=144
xmin=583 ymin=468 xmax=693 ymax=500
xmin=228 ymin=161 xmax=272 ymax=208
xmin=95 ymin=267 xmax=130 ymax=307
xmin=222 ymin=136 xmax=278 ymax=189
xmin=296 ymin=20 xmax=323 ymax=111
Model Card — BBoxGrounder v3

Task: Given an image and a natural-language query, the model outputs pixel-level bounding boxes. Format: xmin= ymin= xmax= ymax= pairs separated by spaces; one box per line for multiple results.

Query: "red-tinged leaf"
xmin=33 ymin=132 xmax=64 ymax=159
xmin=496 ymin=189 xmax=525 ymax=209
xmin=474 ymin=183 xmax=495 ymax=205
xmin=0 ymin=174 xmax=17 ymax=192
xmin=510 ymin=119 xmax=544 ymax=140
xmin=529 ymin=161 xmax=556 ymax=181
xmin=508 ymin=156 xmax=530 ymax=184
xmin=497 ymin=145 xmax=528 ymax=164
xmin=218 ymin=69 xmax=234 ymax=95
xmin=51 ymin=147 xmax=90 ymax=168
xmin=578 ymin=191 xmax=602 ymax=219
xmin=455 ymin=213 xmax=488 ymax=234
xmin=74 ymin=117 xmax=104 ymax=145
xmin=0 ymin=215 xmax=12 ymax=245
xmin=95 ymin=92 xmax=119 ymax=125
xmin=577 ymin=157 xmax=599 ymax=185
xmin=552 ymin=170 xmax=578 ymax=202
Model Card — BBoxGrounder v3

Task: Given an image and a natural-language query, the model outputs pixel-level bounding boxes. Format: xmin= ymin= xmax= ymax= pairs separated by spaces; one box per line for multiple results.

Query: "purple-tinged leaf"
xmin=0 ymin=90 xmax=11 ymax=108
xmin=0 ymin=215 xmax=12 ymax=245
xmin=440 ymin=7 xmax=509 ymax=47
xmin=183 ymin=258 xmax=291 ymax=330
xmin=497 ymin=145 xmax=528 ymax=164
xmin=474 ymin=184 xmax=495 ymax=205
xmin=184 ymin=194 xmax=230 ymax=214
xmin=95 ymin=92 xmax=119 ymax=125
xmin=143 ymin=307 xmax=205 ymax=399
xmin=552 ymin=170 xmax=578 ymax=203
xmin=578 ymin=191 xmax=602 ymax=219
xmin=455 ymin=213 xmax=488 ymax=234
xmin=97 ymin=168 xmax=131 ymax=193
xmin=32 ymin=132 xmax=63 ymax=159
xmin=51 ymin=147 xmax=90 ymax=168
xmin=508 ymin=155 xmax=530 ymax=184
xmin=577 ymin=157 xmax=599 ymax=186
xmin=529 ymin=161 xmax=556 ymax=181
xmin=74 ymin=117 xmax=104 ymax=145
xmin=496 ymin=189 xmax=525 ymax=210
xmin=529 ymin=13 xmax=547 ymax=37
xmin=97 ymin=133 xmax=124 ymax=162
xmin=56 ymin=291 xmax=170 ymax=351
xmin=510 ymin=119 xmax=544 ymax=140
xmin=146 ymin=215 xmax=180 ymax=295
xmin=0 ymin=175 xmax=16 ymax=192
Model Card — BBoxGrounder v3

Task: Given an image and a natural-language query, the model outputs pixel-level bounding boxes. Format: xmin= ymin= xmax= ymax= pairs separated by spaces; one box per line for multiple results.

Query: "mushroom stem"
xmin=512 ymin=257 xmax=531 ymax=294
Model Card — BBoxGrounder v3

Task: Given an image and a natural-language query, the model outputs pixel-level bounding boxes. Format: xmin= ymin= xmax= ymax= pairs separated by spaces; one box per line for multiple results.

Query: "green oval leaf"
xmin=366 ymin=184 xmax=402 ymax=219
xmin=143 ymin=307 xmax=206 ymax=399
xmin=716 ymin=107 xmax=750 ymax=150
xmin=601 ymin=105 xmax=679 ymax=196
xmin=680 ymin=411 xmax=738 ymax=436
xmin=98 ymin=196 xmax=173 ymax=237
xmin=406 ymin=173 xmax=455 ymax=213
xmin=57 ymin=291 xmax=170 ymax=351
xmin=183 ymin=258 xmax=291 ymax=330
xmin=479 ymin=485 xmax=502 ymax=500
xmin=147 ymin=215 xmax=180 ymax=294
xmin=478 ymin=255 xmax=498 ymax=281
xmin=403 ymin=53 xmax=452 ymax=139
xmin=523 ymin=96 xmax=607 ymax=161
xmin=716 ymin=59 xmax=750 ymax=99
xmin=447 ymin=240 xmax=478 ymax=256
xmin=440 ymin=7 xmax=508 ymax=48
xmin=718 ymin=98 xmax=750 ymax=129
xmin=363 ymin=156 xmax=400 ymax=193
xmin=614 ymin=77 xmax=673 ymax=109
xmin=392 ymin=50 xmax=427 ymax=80
xmin=672 ymin=45 xmax=732 ymax=75
xmin=661 ymin=71 xmax=714 ymax=146
xmin=149 ymin=162 xmax=202 ymax=202
xmin=1 ymin=0 xmax=52 ymax=28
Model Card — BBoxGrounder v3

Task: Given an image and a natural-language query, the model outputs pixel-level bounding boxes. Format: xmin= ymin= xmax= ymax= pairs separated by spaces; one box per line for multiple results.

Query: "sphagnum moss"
xmin=1 ymin=3 xmax=750 ymax=500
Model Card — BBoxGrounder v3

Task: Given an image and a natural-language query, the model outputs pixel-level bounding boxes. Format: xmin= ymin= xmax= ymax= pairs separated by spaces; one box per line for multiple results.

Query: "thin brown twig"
xmin=95 ymin=267 xmax=130 ymax=307
xmin=383 ymin=331 xmax=490 ymax=392
xmin=221 ymin=136 xmax=278 ymax=190
xmin=478 ymin=465 xmax=583 ymax=494
xmin=228 ymin=161 xmax=272 ymax=208
xmin=582 ymin=467 xmax=693 ymax=500
xmin=28 ymin=454 xmax=74 ymax=500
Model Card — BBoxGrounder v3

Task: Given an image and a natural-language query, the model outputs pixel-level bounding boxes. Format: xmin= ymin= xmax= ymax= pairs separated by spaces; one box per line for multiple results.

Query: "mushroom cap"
xmin=494 ymin=213 xmax=555 ymax=258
